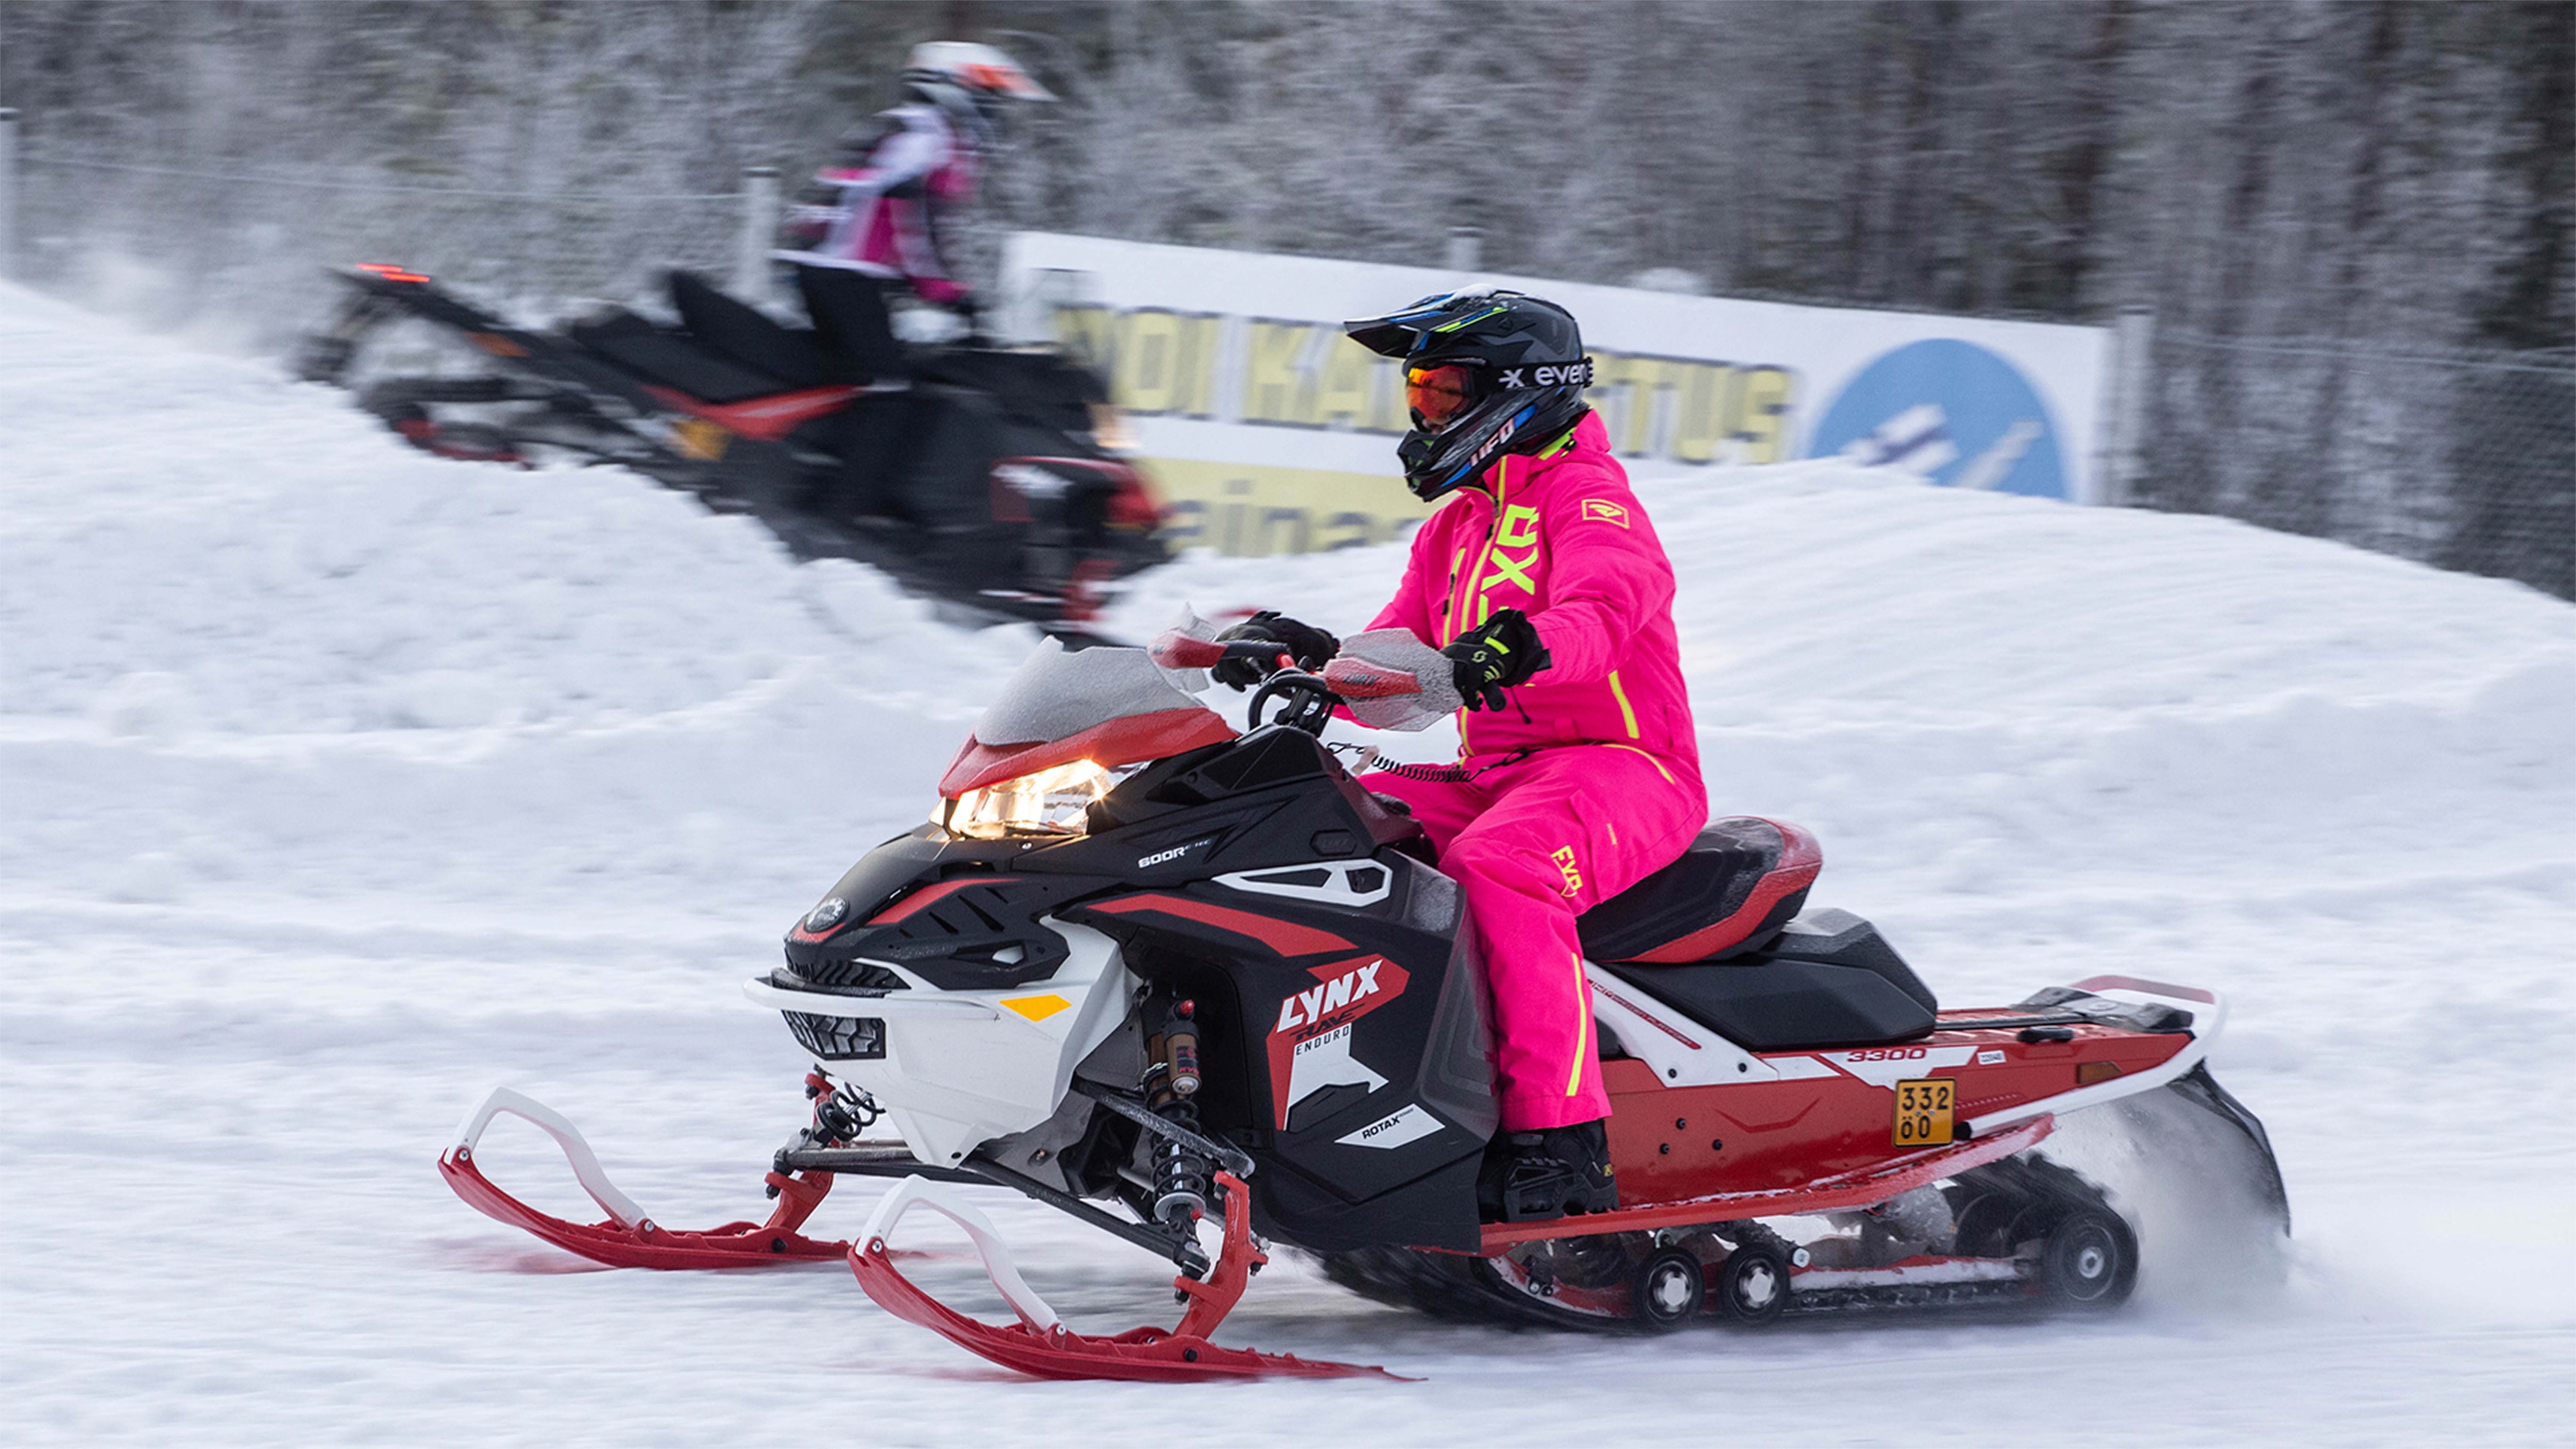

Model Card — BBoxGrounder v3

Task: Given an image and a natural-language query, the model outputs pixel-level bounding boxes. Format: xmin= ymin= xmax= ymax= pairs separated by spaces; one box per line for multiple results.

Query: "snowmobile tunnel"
xmin=668 ymin=270 xmax=836 ymax=388
xmin=1600 ymin=909 xmax=1940 ymax=1052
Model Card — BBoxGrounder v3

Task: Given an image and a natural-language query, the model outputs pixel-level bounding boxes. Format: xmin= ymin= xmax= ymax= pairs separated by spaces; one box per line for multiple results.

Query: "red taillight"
xmin=1106 ymin=471 xmax=1161 ymax=530
xmin=356 ymin=262 xmax=431 ymax=283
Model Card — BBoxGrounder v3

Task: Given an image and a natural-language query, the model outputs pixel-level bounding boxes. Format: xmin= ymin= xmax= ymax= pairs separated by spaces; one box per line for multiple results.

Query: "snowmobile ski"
xmin=849 ymin=1171 xmax=1399 ymax=1382
xmin=439 ymin=1087 xmax=848 ymax=1269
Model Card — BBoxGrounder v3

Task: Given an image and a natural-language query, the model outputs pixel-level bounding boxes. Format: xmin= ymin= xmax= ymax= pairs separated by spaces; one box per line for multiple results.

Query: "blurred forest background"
xmin=2 ymin=0 xmax=2569 ymax=596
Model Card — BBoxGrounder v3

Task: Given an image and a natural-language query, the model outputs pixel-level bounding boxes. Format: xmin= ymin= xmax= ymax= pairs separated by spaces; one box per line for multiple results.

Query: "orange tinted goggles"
xmin=1404 ymin=364 xmax=1477 ymax=426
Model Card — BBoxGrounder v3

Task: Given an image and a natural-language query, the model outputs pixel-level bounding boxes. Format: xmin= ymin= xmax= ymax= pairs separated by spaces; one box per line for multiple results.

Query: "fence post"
xmin=1444 ymin=226 xmax=1483 ymax=272
xmin=0 ymin=109 xmax=19 ymax=283
xmin=733 ymin=165 xmax=779 ymax=302
xmin=2099 ymin=305 xmax=2155 ymax=506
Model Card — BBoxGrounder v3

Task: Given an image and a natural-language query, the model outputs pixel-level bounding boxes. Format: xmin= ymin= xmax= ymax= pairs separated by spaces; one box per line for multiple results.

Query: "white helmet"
xmin=902 ymin=42 xmax=1056 ymax=105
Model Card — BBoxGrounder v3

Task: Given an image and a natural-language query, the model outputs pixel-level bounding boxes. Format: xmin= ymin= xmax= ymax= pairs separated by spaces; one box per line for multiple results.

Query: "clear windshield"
xmin=970 ymin=636 xmax=1208 ymax=747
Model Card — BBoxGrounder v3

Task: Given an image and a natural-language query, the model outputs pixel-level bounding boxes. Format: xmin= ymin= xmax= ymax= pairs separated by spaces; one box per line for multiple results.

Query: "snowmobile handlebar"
xmin=1147 ymin=629 xmax=1297 ymax=671
xmin=1150 ymin=629 xmax=1430 ymax=700
xmin=1156 ymin=624 xmax=1447 ymax=736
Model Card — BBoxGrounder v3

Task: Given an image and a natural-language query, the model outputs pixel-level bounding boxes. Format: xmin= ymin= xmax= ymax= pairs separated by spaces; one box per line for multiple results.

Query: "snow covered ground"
xmin=4 ymin=282 xmax=2571 ymax=1445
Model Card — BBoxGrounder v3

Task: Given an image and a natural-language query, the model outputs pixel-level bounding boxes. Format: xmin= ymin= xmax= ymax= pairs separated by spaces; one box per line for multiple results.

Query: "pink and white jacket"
xmin=776 ymin=102 xmax=980 ymax=304
xmin=1366 ymin=412 xmax=1700 ymax=783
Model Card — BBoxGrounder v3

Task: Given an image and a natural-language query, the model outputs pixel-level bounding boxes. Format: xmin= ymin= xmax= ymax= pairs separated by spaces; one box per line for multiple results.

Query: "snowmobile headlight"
xmin=938 ymin=758 xmax=1115 ymax=839
xmin=1090 ymin=402 xmax=1138 ymax=453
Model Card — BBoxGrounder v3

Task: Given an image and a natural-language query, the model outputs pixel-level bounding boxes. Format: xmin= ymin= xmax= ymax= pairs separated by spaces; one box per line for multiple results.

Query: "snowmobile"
xmin=297 ymin=263 xmax=1165 ymax=634
xmin=439 ymin=622 xmax=2290 ymax=1382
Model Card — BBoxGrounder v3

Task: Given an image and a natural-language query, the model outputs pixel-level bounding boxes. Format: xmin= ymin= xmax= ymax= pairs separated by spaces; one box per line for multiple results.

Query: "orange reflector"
xmin=2075 ymin=1061 xmax=2124 ymax=1086
xmin=1001 ymin=994 xmax=1072 ymax=1023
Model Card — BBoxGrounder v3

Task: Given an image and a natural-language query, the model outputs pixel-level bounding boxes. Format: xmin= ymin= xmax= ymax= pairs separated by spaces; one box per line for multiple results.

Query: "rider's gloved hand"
xmin=1442 ymin=608 xmax=1550 ymax=711
xmin=1211 ymin=611 xmax=1340 ymax=691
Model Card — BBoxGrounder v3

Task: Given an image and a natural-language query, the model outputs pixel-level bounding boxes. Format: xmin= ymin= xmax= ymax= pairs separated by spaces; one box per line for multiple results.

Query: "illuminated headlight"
xmin=937 ymin=758 xmax=1117 ymax=839
xmin=1089 ymin=402 xmax=1139 ymax=453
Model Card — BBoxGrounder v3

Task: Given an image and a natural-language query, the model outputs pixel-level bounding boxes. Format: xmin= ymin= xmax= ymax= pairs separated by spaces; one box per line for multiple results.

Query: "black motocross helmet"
xmin=1345 ymin=288 xmax=1594 ymax=502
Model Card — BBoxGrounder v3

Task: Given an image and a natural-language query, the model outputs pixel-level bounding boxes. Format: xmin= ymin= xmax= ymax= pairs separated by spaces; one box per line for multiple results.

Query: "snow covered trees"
xmin=2 ymin=0 xmax=2566 ymax=593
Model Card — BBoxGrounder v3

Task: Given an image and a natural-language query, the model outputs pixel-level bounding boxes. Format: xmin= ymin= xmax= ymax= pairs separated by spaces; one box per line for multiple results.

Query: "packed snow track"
xmin=4 ymin=284 xmax=2571 ymax=1444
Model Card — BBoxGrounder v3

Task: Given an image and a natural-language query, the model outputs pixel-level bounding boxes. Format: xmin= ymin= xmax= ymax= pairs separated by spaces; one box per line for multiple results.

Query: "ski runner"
xmin=776 ymin=41 xmax=1054 ymax=366
xmin=1213 ymin=289 xmax=1707 ymax=1222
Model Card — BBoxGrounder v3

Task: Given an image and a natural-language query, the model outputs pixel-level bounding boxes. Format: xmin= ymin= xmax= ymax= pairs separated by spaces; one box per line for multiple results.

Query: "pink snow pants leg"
xmin=1364 ymin=747 xmax=1707 ymax=1132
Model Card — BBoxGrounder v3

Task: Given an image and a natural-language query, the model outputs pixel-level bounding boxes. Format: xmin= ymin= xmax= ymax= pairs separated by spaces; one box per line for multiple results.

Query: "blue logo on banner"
xmin=1805 ymin=339 xmax=2067 ymax=499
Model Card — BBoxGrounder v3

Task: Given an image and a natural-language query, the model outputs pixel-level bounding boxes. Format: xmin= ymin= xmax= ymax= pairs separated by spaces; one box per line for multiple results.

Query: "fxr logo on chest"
xmin=1277 ymin=960 xmax=1386 ymax=1031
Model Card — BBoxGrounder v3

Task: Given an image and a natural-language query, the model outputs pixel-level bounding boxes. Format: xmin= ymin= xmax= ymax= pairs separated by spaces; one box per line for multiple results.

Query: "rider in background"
xmin=1214 ymin=289 xmax=1707 ymax=1223
xmin=776 ymin=41 xmax=1054 ymax=368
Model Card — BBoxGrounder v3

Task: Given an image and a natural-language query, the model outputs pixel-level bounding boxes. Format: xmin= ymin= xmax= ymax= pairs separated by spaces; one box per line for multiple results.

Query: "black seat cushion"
xmin=1578 ymin=817 xmax=1821 ymax=964
xmin=1602 ymin=909 xmax=1938 ymax=1051
xmin=566 ymin=309 xmax=789 ymax=404
xmin=668 ymin=271 xmax=834 ymax=390
xmin=793 ymin=266 xmax=910 ymax=384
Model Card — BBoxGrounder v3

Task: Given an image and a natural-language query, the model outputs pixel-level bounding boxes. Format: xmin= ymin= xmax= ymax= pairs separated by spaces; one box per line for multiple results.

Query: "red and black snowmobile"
xmin=439 ymin=623 xmax=2290 ymax=1381
xmin=298 ymin=264 xmax=1165 ymax=634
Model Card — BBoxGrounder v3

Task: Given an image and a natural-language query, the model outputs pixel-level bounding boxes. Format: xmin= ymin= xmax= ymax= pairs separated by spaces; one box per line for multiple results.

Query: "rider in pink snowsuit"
xmin=782 ymin=96 xmax=982 ymax=306
xmin=775 ymin=43 xmax=1052 ymax=359
xmin=1362 ymin=410 xmax=1705 ymax=1133
xmin=1221 ymin=289 xmax=1704 ymax=1219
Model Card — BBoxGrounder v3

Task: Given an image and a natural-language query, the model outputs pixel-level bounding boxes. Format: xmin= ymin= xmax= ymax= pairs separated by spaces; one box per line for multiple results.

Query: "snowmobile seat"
xmin=565 ymin=308 xmax=789 ymax=404
xmin=1577 ymin=816 xmax=1821 ymax=964
xmin=1601 ymin=909 xmax=1940 ymax=1051
xmin=667 ymin=270 xmax=834 ymax=390
xmin=793 ymin=266 xmax=911 ymax=384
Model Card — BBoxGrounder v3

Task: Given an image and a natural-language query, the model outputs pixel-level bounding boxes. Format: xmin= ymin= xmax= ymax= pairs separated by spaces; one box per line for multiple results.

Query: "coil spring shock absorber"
xmin=1144 ymin=998 xmax=1211 ymax=1229
xmin=768 ymin=1070 xmax=884 ymax=1198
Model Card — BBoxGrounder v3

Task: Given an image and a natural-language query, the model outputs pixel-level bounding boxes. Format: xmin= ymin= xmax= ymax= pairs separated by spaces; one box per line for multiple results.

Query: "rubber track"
xmin=1315 ymin=1243 xmax=1612 ymax=1332
xmin=1313 ymin=1149 xmax=2124 ymax=1333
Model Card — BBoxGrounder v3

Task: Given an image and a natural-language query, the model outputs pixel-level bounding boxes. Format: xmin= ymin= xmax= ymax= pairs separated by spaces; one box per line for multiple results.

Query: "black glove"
xmin=1211 ymin=611 xmax=1341 ymax=690
xmin=1442 ymin=608 xmax=1549 ymax=711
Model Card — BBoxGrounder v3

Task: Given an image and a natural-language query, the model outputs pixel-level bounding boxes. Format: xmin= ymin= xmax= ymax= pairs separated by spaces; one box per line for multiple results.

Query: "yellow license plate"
xmin=1893 ymin=1078 xmax=1955 ymax=1147
xmin=671 ymin=417 xmax=733 ymax=461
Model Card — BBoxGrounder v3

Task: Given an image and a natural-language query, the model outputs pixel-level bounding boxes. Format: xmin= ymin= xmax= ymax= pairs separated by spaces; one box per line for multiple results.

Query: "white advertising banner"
xmin=999 ymin=232 xmax=2113 ymax=556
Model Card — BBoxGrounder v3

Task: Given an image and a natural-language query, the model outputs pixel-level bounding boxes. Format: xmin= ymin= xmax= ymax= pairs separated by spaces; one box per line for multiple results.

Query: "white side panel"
xmin=1814 ymin=1045 xmax=1978 ymax=1088
xmin=1284 ymin=1021 xmax=1388 ymax=1113
xmin=1963 ymin=985 xmax=2227 ymax=1135
xmin=743 ymin=919 xmax=1135 ymax=1169
xmin=1336 ymin=1103 xmax=1445 ymax=1150
xmin=1583 ymin=962 xmax=1782 ymax=1087
xmin=1213 ymin=860 xmax=1394 ymax=908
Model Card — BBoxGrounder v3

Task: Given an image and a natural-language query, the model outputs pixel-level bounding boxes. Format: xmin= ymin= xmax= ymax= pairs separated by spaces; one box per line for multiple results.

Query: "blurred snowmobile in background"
xmin=296 ymin=263 xmax=1166 ymax=635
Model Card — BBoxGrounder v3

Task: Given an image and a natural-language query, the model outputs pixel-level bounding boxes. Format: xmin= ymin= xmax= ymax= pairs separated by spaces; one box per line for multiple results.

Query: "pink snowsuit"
xmin=777 ymin=101 xmax=980 ymax=305
xmin=1362 ymin=412 xmax=1707 ymax=1131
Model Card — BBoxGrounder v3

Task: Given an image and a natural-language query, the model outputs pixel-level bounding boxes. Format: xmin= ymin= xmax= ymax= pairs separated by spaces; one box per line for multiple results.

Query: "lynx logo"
xmin=1137 ymin=837 xmax=1212 ymax=870
xmin=1267 ymin=954 xmax=1413 ymax=1128
xmin=1276 ymin=960 xmax=1386 ymax=1031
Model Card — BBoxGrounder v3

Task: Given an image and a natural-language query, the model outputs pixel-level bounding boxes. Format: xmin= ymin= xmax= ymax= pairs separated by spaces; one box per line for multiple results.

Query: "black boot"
xmin=1478 ymin=1119 xmax=1618 ymax=1223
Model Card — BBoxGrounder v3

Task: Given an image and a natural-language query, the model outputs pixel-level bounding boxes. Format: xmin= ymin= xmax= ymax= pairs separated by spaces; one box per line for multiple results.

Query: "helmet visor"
xmin=1404 ymin=364 xmax=1478 ymax=428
